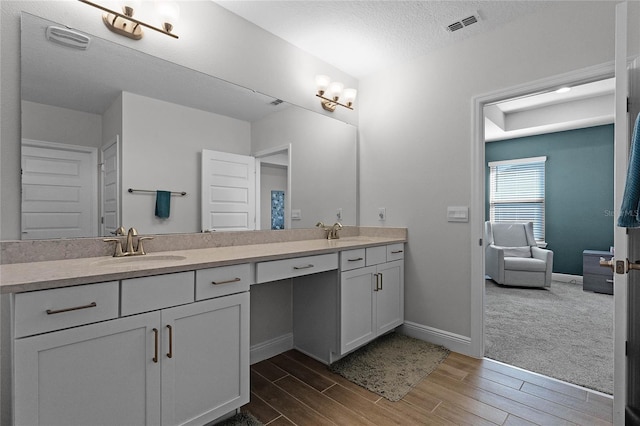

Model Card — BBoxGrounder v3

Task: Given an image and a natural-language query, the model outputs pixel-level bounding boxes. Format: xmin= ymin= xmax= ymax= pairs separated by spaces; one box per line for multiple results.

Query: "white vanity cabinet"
xmin=339 ymin=244 xmax=404 ymax=355
xmin=10 ymin=266 xmax=250 ymax=426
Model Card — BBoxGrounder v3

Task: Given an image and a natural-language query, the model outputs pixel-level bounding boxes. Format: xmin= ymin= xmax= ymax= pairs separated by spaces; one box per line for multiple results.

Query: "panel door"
xmin=375 ymin=260 xmax=404 ymax=335
xmin=100 ymin=135 xmax=120 ymax=236
xmin=201 ymin=149 xmax=255 ymax=231
xmin=21 ymin=139 xmax=98 ymax=239
xmin=14 ymin=311 xmax=161 ymax=426
xmin=161 ymin=292 xmax=250 ymax=426
xmin=340 ymin=266 xmax=376 ymax=354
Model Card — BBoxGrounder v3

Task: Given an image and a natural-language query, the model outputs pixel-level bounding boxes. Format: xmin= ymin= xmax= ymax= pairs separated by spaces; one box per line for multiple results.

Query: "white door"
xmin=14 ymin=312 xmax=161 ymax=426
xmin=21 ymin=140 xmax=98 ymax=239
xmin=201 ymin=150 xmax=255 ymax=232
xmin=100 ymin=136 xmax=121 ymax=236
xmin=161 ymin=293 xmax=250 ymax=426
xmin=613 ymin=2 xmax=640 ymax=423
xmin=375 ymin=260 xmax=404 ymax=335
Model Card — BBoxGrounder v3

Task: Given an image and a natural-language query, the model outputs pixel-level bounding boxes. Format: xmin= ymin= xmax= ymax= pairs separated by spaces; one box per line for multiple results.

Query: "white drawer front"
xmin=387 ymin=243 xmax=405 ymax=262
xmin=366 ymin=246 xmax=387 ymax=266
xmin=14 ymin=281 xmax=119 ymax=338
xmin=121 ymin=271 xmax=194 ymax=316
xmin=256 ymin=253 xmax=338 ymax=283
xmin=196 ymin=263 xmax=252 ymax=300
xmin=340 ymin=249 xmax=366 ymax=271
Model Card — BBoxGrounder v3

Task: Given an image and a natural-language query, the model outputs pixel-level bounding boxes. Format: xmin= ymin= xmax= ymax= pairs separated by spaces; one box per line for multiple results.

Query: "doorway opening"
xmin=470 ymin=64 xmax=616 ymax=396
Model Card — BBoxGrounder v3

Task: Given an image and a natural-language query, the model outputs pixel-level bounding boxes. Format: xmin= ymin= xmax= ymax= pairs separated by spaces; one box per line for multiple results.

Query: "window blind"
xmin=489 ymin=156 xmax=546 ymax=242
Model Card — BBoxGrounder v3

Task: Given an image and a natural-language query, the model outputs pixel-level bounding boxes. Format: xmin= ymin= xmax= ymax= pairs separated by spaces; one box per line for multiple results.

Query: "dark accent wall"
xmin=485 ymin=124 xmax=614 ymax=276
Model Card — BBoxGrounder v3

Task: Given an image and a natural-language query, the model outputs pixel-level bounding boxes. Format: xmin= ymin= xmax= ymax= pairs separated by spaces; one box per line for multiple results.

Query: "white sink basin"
xmin=94 ymin=254 xmax=187 ymax=267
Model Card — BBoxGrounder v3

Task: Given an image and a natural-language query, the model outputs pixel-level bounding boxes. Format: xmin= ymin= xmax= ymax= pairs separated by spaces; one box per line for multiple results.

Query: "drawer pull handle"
xmin=391 ymin=250 xmax=404 ymax=254
xmin=166 ymin=324 xmax=173 ymax=359
xmin=211 ymin=277 xmax=241 ymax=285
xmin=46 ymin=302 xmax=97 ymax=315
xmin=152 ymin=328 xmax=159 ymax=363
xmin=606 ymin=279 xmax=614 ymax=284
xmin=294 ymin=264 xmax=314 ymax=270
xmin=348 ymin=257 xmax=364 ymax=262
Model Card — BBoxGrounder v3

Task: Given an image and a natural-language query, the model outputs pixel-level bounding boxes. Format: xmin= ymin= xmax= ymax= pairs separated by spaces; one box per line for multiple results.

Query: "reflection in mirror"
xmin=20 ymin=13 xmax=357 ymax=239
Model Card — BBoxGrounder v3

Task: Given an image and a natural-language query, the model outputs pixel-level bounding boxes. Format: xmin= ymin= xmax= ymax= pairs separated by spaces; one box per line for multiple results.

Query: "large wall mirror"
xmin=20 ymin=12 xmax=357 ymax=240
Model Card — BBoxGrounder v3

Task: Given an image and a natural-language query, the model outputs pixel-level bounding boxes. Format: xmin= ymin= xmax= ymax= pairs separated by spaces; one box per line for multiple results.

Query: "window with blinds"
xmin=489 ymin=156 xmax=546 ymax=242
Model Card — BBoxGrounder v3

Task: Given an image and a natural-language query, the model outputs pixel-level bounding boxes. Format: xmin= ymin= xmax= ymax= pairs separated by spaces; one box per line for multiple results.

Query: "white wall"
xmin=358 ymin=2 xmax=629 ymax=350
xmin=22 ymin=101 xmax=102 ymax=148
xmin=0 ymin=0 xmax=358 ymax=240
xmin=121 ymin=92 xmax=251 ymax=234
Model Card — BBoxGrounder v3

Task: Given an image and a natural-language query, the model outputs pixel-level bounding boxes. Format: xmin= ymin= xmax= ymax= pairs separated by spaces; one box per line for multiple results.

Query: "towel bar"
xmin=128 ymin=188 xmax=187 ymax=196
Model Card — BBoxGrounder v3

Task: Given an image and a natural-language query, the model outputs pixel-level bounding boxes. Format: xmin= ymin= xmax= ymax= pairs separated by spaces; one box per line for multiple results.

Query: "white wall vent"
xmin=446 ymin=13 xmax=481 ymax=32
xmin=45 ymin=26 xmax=91 ymax=50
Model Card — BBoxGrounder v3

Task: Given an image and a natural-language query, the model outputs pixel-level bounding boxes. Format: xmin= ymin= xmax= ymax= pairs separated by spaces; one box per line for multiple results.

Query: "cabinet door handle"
xmin=379 ymin=273 xmax=383 ymax=290
xmin=348 ymin=257 xmax=364 ymax=262
xmin=46 ymin=301 xmax=97 ymax=315
xmin=152 ymin=328 xmax=159 ymax=363
xmin=293 ymin=264 xmax=314 ymax=270
xmin=211 ymin=277 xmax=241 ymax=285
xmin=166 ymin=324 xmax=173 ymax=359
xmin=374 ymin=273 xmax=380 ymax=291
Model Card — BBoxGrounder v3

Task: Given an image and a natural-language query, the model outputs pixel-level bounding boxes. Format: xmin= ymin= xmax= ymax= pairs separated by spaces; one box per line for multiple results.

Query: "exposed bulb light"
xmin=555 ymin=87 xmax=571 ymax=94
xmin=78 ymin=0 xmax=179 ymax=40
xmin=314 ymin=75 xmax=357 ymax=112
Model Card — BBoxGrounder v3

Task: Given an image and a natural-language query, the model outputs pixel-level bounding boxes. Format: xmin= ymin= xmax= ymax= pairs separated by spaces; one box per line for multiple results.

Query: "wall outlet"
xmin=378 ymin=207 xmax=386 ymax=221
xmin=336 ymin=208 xmax=343 ymax=220
xmin=291 ymin=209 xmax=302 ymax=220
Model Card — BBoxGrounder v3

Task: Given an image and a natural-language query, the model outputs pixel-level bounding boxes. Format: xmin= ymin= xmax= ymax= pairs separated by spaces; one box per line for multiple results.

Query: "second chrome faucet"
xmin=104 ymin=226 xmax=154 ymax=257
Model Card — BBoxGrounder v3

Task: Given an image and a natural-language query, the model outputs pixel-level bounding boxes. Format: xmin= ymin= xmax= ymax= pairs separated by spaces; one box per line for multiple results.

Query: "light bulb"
xmin=328 ymin=81 xmax=344 ymax=101
xmin=156 ymin=1 xmax=180 ymax=32
xmin=315 ymin=75 xmax=331 ymax=96
xmin=342 ymin=88 xmax=357 ymax=107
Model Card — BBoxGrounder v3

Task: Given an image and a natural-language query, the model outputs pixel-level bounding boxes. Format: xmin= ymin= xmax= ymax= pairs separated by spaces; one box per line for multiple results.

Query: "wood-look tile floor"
xmin=242 ymin=350 xmax=613 ymax=425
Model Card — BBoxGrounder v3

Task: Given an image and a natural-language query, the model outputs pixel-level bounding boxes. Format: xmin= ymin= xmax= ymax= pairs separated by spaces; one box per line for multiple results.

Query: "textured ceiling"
xmin=215 ymin=1 xmax=557 ymax=78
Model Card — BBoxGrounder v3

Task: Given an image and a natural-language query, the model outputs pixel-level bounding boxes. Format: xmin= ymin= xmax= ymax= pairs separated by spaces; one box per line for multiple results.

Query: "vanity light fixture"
xmin=315 ymin=75 xmax=357 ymax=112
xmin=78 ymin=0 xmax=179 ymax=40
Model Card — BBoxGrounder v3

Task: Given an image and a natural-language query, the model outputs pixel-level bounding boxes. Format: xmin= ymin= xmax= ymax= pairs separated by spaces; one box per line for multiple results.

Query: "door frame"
xmin=469 ymin=62 xmax=616 ymax=358
xmin=254 ymin=144 xmax=292 ymax=230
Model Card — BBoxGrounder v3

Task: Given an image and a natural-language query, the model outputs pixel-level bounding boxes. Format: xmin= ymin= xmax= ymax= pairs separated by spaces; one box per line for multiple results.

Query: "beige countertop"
xmin=0 ymin=236 xmax=406 ymax=294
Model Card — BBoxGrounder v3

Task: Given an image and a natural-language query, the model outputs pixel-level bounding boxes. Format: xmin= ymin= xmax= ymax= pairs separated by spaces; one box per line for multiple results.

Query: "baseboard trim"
xmin=552 ymin=273 xmax=583 ymax=284
xmin=399 ymin=321 xmax=473 ymax=356
xmin=250 ymin=333 xmax=293 ymax=365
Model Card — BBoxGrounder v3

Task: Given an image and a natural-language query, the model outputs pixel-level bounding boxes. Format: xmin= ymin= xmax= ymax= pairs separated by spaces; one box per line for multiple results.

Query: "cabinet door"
xmin=14 ymin=311 xmax=161 ymax=426
xmin=161 ymin=292 xmax=250 ymax=426
xmin=375 ymin=260 xmax=404 ymax=335
xmin=340 ymin=266 xmax=376 ymax=354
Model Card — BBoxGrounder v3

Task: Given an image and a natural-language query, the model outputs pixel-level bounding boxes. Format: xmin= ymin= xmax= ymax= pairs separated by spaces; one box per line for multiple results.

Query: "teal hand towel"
xmin=618 ymin=112 xmax=640 ymax=227
xmin=155 ymin=190 xmax=171 ymax=218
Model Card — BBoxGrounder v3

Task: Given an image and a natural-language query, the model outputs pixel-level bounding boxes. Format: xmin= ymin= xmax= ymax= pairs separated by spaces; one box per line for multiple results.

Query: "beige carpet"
xmin=329 ymin=332 xmax=450 ymax=401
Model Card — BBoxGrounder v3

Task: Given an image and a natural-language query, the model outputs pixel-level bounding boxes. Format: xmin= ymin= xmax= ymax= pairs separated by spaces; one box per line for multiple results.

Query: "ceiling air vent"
xmin=45 ymin=26 xmax=91 ymax=50
xmin=446 ymin=13 xmax=481 ymax=32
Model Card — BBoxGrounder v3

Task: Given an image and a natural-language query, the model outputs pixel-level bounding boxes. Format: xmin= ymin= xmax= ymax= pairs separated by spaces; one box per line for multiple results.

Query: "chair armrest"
xmin=531 ymin=246 xmax=552 ymax=262
xmin=485 ymin=245 xmax=505 ymax=283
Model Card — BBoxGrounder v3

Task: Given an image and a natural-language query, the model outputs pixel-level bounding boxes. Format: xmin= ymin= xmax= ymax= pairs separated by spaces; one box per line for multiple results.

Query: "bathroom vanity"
xmin=0 ymin=228 xmax=406 ymax=426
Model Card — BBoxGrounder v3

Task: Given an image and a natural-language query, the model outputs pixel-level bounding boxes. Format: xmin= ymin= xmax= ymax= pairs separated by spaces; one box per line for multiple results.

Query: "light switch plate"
xmin=291 ymin=209 xmax=302 ymax=220
xmin=447 ymin=206 xmax=469 ymax=222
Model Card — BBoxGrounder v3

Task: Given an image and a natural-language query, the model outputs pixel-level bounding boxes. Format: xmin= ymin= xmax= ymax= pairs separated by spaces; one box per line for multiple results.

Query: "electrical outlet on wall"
xmin=336 ymin=208 xmax=343 ymax=220
xmin=378 ymin=208 xmax=386 ymax=221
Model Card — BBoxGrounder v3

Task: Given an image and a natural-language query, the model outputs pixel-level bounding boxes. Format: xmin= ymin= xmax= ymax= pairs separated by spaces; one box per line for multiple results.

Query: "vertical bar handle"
xmin=166 ymin=324 xmax=173 ymax=358
xmin=152 ymin=328 xmax=159 ymax=363
xmin=374 ymin=273 xmax=380 ymax=291
xmin=379 ymin=273 xmax=383 ymax=290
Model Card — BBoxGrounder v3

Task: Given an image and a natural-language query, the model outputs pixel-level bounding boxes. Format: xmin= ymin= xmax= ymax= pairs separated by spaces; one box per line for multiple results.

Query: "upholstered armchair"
xmin=485 ymin=221 xmax=553 ymax=288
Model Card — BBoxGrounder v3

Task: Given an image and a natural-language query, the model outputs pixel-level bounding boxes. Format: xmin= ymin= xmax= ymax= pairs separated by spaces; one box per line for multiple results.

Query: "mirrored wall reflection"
xmin=20 ymin=12 xmax=357 ymax=239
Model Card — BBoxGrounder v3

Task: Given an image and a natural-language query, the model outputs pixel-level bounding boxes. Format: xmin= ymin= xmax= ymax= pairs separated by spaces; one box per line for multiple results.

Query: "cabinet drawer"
xmin=366 ymin=246 xmax=387 ymax=266
xmin=340 ymin=249 xmax=366 ymax=271
xmin=387 ymin=244 xmax=405 ymax=262
xmin=196 ymin=263 xmax=252 ymax=300
xmin=256 ymin=253 xmax=338 ymax=283
xmin=583 ymin=251 xmax=613 ymax=276
xmin=14 ymin=281 xmax=119 ymax=338
xmin=121 ymin=271 xmax=194 ymax=316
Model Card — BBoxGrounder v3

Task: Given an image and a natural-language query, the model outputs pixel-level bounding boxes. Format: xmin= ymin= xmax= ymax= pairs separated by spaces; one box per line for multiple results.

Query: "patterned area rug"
xmin=329 ymin=332 xmax=450 ymax=401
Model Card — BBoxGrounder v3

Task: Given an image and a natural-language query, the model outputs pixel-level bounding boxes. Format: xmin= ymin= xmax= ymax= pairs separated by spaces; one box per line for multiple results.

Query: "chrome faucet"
xmin=316 ymin=221 xmax=342 ymax=240
xmin=104 ymin=227 xmax=154 ymax=257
